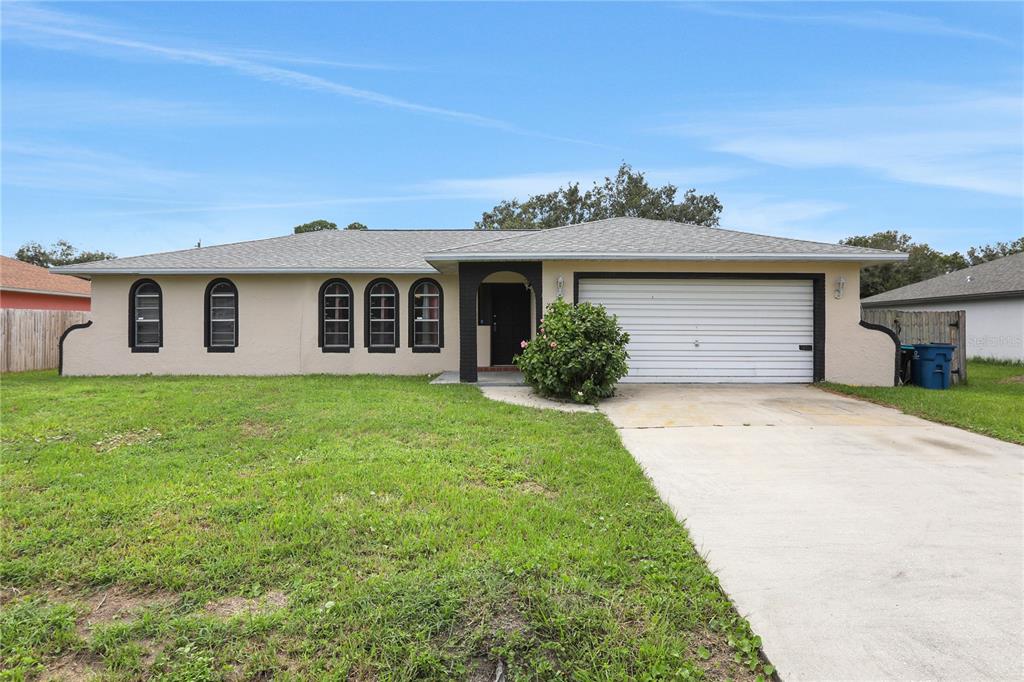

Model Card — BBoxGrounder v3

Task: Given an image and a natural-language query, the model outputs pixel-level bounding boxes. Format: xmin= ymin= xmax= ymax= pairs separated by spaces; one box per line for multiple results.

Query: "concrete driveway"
xmin=594 ymin=385 xmax=1024 ymax=681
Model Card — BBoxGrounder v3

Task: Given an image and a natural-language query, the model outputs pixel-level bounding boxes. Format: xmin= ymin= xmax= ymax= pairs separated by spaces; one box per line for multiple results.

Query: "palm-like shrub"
xmin=514 ymin=299 xmax=630 ymax=404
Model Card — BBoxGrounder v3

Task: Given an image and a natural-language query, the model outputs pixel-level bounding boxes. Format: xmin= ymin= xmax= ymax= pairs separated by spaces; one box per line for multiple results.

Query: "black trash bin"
xmin=898 ymin=345 xmax=915 ymax=385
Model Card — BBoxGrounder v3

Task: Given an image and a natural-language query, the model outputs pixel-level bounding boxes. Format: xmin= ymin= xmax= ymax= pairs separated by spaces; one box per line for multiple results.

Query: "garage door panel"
xmin=626 ymin=346 xmax=811 ymax=356
xmin=578 ymin=277 xmax=815 ymax=383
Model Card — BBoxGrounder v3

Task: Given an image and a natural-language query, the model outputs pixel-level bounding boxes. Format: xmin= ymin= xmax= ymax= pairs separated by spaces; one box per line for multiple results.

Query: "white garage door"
xmin=578 ymin=278 xmax=815 ymax=383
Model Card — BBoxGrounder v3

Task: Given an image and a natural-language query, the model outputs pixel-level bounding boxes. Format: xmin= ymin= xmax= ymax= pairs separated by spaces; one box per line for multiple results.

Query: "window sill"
xmin=321 ymin=346 xmax=351 ymax=353
xmin=206 ymin=346 xmax=235 ymax=353
xmin=131 ymin=346 xmax=160 ymax=353
xmin=412 ymin=347 xmax=441 ymax=353
xmin=367 ymin=347 xmax=396 ymax=354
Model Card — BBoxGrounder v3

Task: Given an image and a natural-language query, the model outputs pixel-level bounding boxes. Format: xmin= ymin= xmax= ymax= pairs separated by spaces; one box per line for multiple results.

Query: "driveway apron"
xmin=598 ymin=384 xmax=1023 ymax=681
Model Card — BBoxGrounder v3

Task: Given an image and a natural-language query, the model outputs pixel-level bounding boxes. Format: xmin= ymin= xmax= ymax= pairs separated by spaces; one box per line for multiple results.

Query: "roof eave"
xmin=425 ymin=252 xmax=909 ymax=264
xmin=861 ymin=289 xmax=1024 ymax=307
xmin=48 ymin=266 xmax=440 ymax=276
xmin=0 ymin=286 xmax=91 ymax=297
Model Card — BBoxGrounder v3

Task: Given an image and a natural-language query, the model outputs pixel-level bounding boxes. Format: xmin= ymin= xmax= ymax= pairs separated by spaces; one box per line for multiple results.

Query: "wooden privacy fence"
xmin=1 ymin=309 xmax=90 ymax=373
xmin=861 ymin=308 xmax=967 ymax=384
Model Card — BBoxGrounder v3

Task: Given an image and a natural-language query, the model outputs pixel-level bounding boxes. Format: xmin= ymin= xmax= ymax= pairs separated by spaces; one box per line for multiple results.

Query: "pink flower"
xmin=520 ymin=340 xmax=528 ymax=349
xmin=539 ymin=327 xmax=545 ymax=334
xmin=549 ymin=341 xmax=557 ymax=348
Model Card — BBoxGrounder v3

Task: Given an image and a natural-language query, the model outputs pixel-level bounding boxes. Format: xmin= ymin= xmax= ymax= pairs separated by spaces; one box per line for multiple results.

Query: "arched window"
xmin=409 ymin=279 xmax=443 ymax=352
xmin=204 ymin=278 xmax=238 ymax=352
xmin=364 ymin=278 xmax=398 ymax=352
xmin=129 ymin=279 xmax=162 ymax=352
xmin=319 ymin=279 xmax=353 ymax=352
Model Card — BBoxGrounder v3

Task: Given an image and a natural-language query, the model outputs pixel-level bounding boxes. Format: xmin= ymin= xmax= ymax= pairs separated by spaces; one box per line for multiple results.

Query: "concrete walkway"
xmin=482 ymin=383 xmax=1024 ymax=680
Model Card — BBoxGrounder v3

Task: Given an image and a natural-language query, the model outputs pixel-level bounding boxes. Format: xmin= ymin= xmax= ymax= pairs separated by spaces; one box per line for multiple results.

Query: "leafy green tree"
xmin=15 ymin=240 xmax=115 ymax=268
xmin=475 ymin=163 xmax=723 ymax=230
xmin=962 ymin=237 xmax=1024 ymax=266
xmin=842 ymin=231 xmax=1024 ymax=298
xmin=345 ymin=222 xmax=368 ymax=230
xmin=294 ymin=220 xmax=338 ymax=234
xmin=841 ymin=231 xmax=971 ymax=298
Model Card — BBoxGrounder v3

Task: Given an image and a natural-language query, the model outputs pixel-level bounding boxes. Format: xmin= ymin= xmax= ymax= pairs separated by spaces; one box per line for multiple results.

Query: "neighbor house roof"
xmin=426 ymin=218 xmax=906 ymax=263
xmin=52 ymin=219 xmax=906 ymax=277
xmin=862 ymin=252 xmax=1024 ymax=307
xmin=1 ymin=255 xmax=91 ymax=297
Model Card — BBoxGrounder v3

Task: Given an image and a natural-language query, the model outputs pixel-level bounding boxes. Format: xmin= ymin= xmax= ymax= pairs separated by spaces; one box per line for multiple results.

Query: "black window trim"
xmin=409 ymin=278 xmax=443 ymax=353
xmin=204 ymin=277 xmax=239 ymax=353
xmin=128 ymin=278 xmax=163 ymax=353
xmin=319 ymin=278 xmax=354 ymax=353
xmin=364 ymin=277 xmax=399 ymax=353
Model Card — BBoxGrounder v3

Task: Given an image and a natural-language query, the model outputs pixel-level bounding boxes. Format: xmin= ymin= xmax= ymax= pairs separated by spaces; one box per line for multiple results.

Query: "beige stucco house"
xmin=53 ymin=218 xmax=907 ymax=385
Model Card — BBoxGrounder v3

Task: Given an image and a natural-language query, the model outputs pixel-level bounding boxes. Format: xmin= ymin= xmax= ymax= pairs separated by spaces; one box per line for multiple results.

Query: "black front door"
xmin=489 ymin=284 xmax=531 ymax=365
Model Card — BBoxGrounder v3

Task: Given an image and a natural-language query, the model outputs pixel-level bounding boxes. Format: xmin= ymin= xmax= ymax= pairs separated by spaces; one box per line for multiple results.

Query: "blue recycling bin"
xmin=911 ymin=343 xmax=956 ymax=389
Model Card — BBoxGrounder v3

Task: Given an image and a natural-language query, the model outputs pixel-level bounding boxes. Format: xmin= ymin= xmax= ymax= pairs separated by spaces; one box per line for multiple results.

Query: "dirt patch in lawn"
xmin=1000 ymin=374 xmax=1024 ymax=384
xmin=489 ymin=602 xmax=529 ymax=635
xmin=75 ymin=585 xmax=177 ymax=635
xmin=40 ymin=652 xmax=104 ymax=681
xmin=205 ymin=590 xmax=288 ymax=618
xmin=516 ymin=480 xmax=558 ymax=499
xmin=690 ymin=629 xmax=765 ymax=682
xmin=93 ymin=428 xmax=161 ymax=453
xmin=239 ymin=419 xmax=279 ymax=438
xmin=468 ymin=657 xmax=506 ymax=682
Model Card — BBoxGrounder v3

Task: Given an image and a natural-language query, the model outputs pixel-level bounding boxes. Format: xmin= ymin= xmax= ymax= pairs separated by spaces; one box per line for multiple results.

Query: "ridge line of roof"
xmin=429 ymin=217 xmax=901 ymax=256
xmin=52 ymin=228 xmax=526 ymax=270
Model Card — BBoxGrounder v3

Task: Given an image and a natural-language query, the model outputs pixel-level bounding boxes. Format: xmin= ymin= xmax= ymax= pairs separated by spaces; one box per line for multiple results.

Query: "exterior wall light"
xmin=834 ymin=275 xmax=846 ymax=300
xmin=556 ymin=275 xmax=565 ymax=299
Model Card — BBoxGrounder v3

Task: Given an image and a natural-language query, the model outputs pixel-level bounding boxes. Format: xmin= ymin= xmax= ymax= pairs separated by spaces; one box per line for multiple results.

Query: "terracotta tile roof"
xmin=0 ymin=256 xmax=91 ymax=296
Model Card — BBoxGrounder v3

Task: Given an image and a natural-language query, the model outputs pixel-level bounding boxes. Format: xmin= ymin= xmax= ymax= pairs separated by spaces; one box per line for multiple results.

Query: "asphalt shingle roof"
xmin=861 ymin=252 xmax=1024 ymax=306
xmin=51 ymin=230 xmax=521 ymax=276
xmin=428 ymin=218 xmax=904 ymax=260
xmin=52 ymin=218 xmax=905 ymax=277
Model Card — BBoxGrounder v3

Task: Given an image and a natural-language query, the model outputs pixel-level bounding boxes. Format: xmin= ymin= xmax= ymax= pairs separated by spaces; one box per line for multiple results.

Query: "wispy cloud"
xmin=719 ymin=194 xmax=847 ymax=236
xmin=420 ymin=166 xmax=747 ymax=200
xmin=683 ymin=4 xmax=1011 ymax=44
xmin=3 ymin=4 xmax=597 ymax=146
xmin=224 ymin=48 xmax=408 ymax=72
xmin=661 ymin=89 xmax=1023 ymax=198
xmin=94 ymin=193 xmax=471 ymax=217
xmin=3 ymin=87 xmax=269 ymax=128
xmin=3 ymin=141 xmax=195 ymax=192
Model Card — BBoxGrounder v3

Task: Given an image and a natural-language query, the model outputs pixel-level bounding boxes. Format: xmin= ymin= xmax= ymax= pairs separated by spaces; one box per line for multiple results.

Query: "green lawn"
xmin=824 ymin=359 xmax=1024 ymax=445
xmin=1 ymin=373 xmax=768 ymax=681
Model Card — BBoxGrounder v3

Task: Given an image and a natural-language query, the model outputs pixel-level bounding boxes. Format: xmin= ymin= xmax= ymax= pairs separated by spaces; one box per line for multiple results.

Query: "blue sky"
xmin=2 ymin=1 xmax=1021 ymax=258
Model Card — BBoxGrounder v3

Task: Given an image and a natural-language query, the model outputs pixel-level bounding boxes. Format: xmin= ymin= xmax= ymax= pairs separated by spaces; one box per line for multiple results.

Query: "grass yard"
xmin=1 ymin=372 xmax=768 ymax=681
xmin=824 ymin=359 xmax=1024 ymax=445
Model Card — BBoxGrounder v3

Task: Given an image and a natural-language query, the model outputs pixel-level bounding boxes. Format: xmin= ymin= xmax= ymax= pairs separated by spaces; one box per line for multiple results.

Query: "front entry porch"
xmin=458 ymin=261 xmax=543 ymax=382
xmin=431 ymin=369 xmax=525 ymax=386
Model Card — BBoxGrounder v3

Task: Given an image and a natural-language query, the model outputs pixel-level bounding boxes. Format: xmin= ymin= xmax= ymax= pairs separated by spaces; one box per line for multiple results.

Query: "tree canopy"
xmin=474 ymin=163 xmax=723 ymax=230
xmin=345 ymin=222 xmax=368 ymax=230
xmin=840 ymin=231 xmax=1024 ymax=298
xmin=15 ymin=240 xmax=115 ymax=268
xmin=294 ymin=220 xmax=338 ymax=234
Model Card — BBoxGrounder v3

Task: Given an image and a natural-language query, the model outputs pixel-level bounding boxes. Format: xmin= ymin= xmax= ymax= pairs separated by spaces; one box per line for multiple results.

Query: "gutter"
xmin=0 ymin=286 xmax=91 ymax=298
xmin=48 ymin=267 xmax=440 ymax=278
xmin=425 ymin=252 xmax=909 ymax=263
xmin=861 ymin=289 xmax=1024 ymax=307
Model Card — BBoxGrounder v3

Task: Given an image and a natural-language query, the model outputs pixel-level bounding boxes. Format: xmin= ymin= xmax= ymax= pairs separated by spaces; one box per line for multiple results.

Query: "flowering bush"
xmin=514 ymin=298 xmax=630 ymax=404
